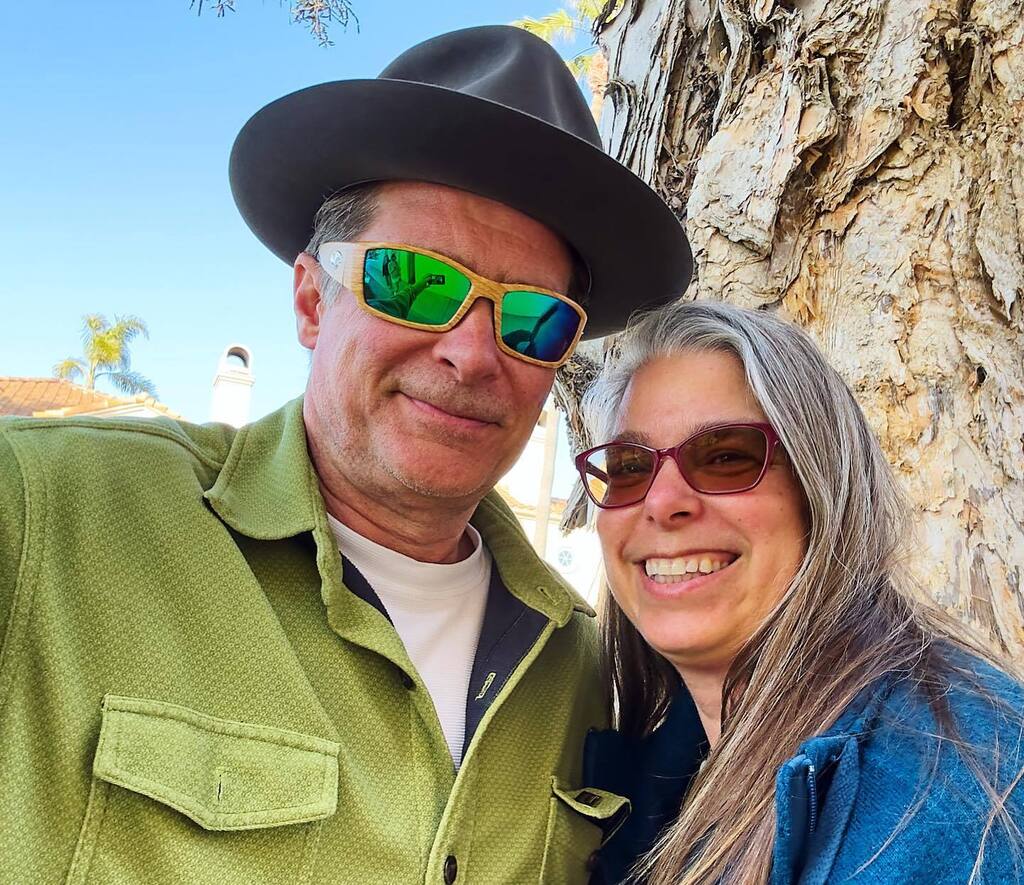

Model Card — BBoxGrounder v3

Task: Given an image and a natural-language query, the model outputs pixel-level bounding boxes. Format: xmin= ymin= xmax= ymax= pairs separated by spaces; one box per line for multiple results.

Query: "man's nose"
xmin=642 ymin=456 xmax=704 ymax=525
xmin=432 ymin=299 xmax=503 ymax=381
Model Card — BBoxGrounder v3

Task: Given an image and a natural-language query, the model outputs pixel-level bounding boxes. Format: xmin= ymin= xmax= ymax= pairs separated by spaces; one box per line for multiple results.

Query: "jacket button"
xmin=401 ymin=672 xmax=415 ymax=690
xmin=443 ymin=855 xmax=458 ymax=883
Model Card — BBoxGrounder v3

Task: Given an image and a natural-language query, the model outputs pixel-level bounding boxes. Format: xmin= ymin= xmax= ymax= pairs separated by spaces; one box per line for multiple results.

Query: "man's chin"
xmin=383 ymin=460 xmax=497 ymax=503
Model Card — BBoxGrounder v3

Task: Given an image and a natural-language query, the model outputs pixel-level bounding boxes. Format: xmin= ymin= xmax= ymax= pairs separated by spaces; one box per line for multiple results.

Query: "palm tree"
xmin=512 ymin=1 xmax=621 ymax=120
xmin=53 ymin=314 xmax=156 ymax=397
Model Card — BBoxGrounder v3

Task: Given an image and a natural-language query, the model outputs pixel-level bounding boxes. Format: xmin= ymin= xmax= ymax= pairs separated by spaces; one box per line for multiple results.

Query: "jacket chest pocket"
xmin=67 ymin=695 xmax=340 ymax=885
xmin=539 ymin=778 xmax=630 ymax=885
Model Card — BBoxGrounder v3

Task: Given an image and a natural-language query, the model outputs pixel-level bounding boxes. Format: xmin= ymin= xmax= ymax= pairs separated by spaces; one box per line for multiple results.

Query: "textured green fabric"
xmin=93 ymin=695 xmax=340 ymax=831
xmin=0 ymin=398 xmax=610 ymax=884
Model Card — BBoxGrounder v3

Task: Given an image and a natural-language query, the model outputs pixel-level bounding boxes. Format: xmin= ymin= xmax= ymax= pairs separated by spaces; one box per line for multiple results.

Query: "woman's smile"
xmin=597 ymin=350 xmax=808 ymax=676
xmin=639 ymin=554 xmax=739 ymax=598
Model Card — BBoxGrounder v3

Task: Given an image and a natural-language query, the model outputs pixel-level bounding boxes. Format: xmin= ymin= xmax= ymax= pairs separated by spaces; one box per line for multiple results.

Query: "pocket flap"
xmin=551 ymin=778 xmax=631 ymax=827
xmin=93 ymin=695 xmax=340 ymax=831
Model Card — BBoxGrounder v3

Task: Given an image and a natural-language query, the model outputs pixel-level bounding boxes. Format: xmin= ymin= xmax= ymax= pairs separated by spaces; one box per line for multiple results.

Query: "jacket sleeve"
xmin=0 ymin=428 xmax=26 ymax=656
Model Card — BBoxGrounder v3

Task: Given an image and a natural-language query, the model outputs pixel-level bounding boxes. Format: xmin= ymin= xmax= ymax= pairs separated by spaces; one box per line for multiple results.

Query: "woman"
xmin=576 ymin=301 xmax=1024 ymax=884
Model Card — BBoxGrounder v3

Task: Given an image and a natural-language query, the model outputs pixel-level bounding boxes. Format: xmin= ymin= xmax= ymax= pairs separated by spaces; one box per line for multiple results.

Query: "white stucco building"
xmin=496 ymin=399 xmax=602 ymax=604
xmin=209 ymin=344 xmax=255 ymax=427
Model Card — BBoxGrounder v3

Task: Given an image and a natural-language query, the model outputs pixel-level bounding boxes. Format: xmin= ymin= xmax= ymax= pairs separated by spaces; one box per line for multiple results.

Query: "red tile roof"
xmin=0 ymin=378 xmax=180 ymax=419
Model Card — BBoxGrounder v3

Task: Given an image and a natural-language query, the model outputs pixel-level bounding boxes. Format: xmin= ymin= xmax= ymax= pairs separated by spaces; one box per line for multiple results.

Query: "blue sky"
xmin=0 ymin=1 xmax=590 ymax=420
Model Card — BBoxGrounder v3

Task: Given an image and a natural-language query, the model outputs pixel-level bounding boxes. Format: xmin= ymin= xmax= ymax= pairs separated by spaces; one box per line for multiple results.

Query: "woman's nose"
xmin=641 ymin=455 xmax=704 ymax=524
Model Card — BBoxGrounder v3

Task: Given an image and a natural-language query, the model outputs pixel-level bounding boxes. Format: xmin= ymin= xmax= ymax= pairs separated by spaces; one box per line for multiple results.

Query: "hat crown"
xmin=378 ymin=25 xmax=601 ymax=149
xmin=230 ymin=25 xmax=692 ymax=336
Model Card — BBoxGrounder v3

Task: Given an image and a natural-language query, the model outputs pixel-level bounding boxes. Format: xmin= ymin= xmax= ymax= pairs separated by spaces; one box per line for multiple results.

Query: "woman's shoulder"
xmin=868 ymin=647 xmax=1024 ymax=757
xmin=855 ymin=647 xmax=1023 ymax=801
xmin=822 ymin=648 xmax=1024 ymax=882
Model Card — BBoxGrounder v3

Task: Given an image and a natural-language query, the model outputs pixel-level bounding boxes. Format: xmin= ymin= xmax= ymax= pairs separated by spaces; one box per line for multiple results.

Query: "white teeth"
xmin=644 ymin=555 xmax=733 ymax=580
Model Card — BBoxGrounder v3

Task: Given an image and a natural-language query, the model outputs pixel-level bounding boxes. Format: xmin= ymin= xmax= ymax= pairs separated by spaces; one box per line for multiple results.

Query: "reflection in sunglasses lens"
xmin=364 ymin=248 xmax=470 ymax=325
xmin=683 ymin=427 xmax=767 ymax=492
xmin=585 ymin=445 xmax=656 ymax=507
xmin=500 ymin=291 xmax=582 ymax=363
xmin=362 ymin=249 xmax=579 ymax=364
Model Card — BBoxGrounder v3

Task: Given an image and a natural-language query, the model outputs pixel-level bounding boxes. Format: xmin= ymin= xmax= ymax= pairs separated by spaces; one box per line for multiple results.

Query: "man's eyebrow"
xmin=491 ymin=263 xmax=559 ymax=288
xmin=435 ymin=253 xmax=518 ymax=286
xmin=449 ymin=252 xmax=561 ymax=289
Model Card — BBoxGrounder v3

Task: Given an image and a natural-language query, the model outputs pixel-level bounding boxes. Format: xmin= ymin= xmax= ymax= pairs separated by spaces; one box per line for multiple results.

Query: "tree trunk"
xmin=590 ymin=0 xmax=1024 ymax=655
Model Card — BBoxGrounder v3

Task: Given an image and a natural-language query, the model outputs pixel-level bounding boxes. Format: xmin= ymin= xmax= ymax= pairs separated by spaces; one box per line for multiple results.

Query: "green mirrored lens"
xmin=499 ymin=290 xmax=581 ymax=363
xmin=363 ymin=248 xmax=470 ymax=325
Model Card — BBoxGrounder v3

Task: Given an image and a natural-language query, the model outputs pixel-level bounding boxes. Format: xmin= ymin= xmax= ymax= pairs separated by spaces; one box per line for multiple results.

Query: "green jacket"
xmin=0 ymin=399 xmax=624 ymax=884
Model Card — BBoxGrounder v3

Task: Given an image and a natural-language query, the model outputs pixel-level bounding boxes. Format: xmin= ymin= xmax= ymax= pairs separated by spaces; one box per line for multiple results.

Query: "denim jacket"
xmin=585 ymin=651 xmax=1024 ymax=884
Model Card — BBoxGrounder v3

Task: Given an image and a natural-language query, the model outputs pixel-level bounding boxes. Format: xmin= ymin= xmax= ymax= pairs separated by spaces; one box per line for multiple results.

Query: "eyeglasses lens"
xmin=583 ymin=445 xmax=657 ymax=508
xmin=364 ymin=248 xmax=470 ymax=324
xmin=583 ymin=426 xmax=770 ymax=507
xmin=500 ymin=290 xmax=582 ymax=363
xmin=680 ymin=426 xmax=768 ymax=492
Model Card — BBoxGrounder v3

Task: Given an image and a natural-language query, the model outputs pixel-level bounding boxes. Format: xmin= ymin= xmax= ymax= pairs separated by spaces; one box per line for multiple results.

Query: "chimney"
xmin=209 ymin=344 xmax=254 ymax=427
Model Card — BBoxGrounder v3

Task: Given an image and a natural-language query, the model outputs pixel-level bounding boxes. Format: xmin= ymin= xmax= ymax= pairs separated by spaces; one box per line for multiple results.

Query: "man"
xmin=0 ymin=26 xmax=690 ymax=883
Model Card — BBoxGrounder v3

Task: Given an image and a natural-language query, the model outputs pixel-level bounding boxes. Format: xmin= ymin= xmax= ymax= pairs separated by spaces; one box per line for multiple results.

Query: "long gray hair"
xmin=583 ymin=299 xmax=1019 ymax=884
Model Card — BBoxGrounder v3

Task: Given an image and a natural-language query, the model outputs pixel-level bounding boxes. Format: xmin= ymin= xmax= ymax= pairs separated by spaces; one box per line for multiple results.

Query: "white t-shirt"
xmin=327 ymin=514 xmax=490 ymax=768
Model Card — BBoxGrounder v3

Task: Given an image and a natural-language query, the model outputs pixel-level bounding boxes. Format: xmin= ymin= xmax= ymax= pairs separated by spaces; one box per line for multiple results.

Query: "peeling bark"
xmin=593 ymin=0 xmax=1024 ymax=654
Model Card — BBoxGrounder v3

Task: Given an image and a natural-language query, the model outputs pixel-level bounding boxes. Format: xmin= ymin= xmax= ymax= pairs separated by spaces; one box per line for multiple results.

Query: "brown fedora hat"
xmin=229 ymin=25 xmax=692 ymax=339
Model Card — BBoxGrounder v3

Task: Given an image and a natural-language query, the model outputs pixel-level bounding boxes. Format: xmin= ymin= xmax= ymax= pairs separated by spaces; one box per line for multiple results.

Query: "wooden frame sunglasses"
xmin=316 ymin=241 xmax=588 ymax=369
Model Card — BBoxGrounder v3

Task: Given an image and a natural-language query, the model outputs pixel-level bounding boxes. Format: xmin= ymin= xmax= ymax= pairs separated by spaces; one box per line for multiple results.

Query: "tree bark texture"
xmin=595 ymin=0 xmax=1024 ymax=655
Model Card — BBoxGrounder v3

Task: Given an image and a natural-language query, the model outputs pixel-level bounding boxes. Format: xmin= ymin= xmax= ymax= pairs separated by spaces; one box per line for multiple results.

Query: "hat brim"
xmin=230 ymin=79 xmax=692 ymax=339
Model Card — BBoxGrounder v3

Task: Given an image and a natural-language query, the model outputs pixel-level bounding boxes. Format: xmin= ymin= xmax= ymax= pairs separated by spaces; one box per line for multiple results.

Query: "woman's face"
xmin=597 ymin=351 xmax=809 ymax=677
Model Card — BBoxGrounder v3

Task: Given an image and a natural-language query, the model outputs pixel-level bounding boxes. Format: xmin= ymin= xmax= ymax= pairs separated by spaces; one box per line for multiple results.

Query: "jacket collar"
xmin=771 ymin=675 xmax=897 ymax=885
xmin=471 ymin=493 xmax=595 ymax=626
xmin=205 ymin=397 xmax=319 ymax=540
xmin=204 ymin=396 xmax=594 ymax=626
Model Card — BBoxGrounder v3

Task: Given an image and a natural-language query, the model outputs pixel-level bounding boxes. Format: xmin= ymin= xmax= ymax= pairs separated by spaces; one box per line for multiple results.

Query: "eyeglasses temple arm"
xmin=318 ymin=243 xmax=354 ymax=286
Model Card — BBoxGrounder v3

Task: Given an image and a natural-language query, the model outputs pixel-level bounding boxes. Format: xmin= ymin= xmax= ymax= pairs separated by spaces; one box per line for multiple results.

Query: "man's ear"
xmin=294 ymin=253 xmax=325 ymax=350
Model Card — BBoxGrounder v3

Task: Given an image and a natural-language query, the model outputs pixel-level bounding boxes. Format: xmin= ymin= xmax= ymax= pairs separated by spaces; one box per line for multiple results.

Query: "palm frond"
xmin=109 ymin=315 xmax=150 ymax=371
xmin=81 ymin=314 xmax=108 ymax=349
xmin=512 ymin=10 xmax=579 ymax=45
xmin=111 ymin=315 xmax=150 ymax=342
xmin=573 ymin=0 xmax=625 ymax=25
xmin=100 ymin=371 xmax=157 ymax=398
xmin=567 ymin=49 xmax=599 ymax=79
xmin=53 ymin=358 xmax=85 ymax=382
xmin=85 ymin=334 xmax=122 ymax=373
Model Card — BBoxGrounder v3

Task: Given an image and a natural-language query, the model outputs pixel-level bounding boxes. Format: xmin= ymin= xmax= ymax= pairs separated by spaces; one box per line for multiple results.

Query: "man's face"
xmin=296 ymin=181 xmax=574 ymax=508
